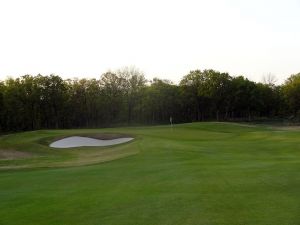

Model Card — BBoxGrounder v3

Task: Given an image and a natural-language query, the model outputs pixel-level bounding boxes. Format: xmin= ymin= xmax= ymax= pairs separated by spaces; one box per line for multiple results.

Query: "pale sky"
xmin=0 ymin=0 xmax=299 ymax=84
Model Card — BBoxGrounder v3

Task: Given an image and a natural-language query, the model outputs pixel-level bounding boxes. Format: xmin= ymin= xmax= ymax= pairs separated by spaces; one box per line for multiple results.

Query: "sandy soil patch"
xmin=0 ymin=149 xmax=33 ymax=160
xmin=271 ymin=126 xmax=300 ymax=131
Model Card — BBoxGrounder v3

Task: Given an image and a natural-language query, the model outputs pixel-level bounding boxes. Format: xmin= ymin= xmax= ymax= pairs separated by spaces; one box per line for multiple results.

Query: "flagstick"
xmin=170 ymin=116 xmax=173 ymax=131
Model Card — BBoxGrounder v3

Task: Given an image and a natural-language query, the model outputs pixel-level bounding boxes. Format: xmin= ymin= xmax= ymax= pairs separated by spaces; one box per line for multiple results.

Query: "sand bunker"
xmin=50 ymin=136 xmax=134 ymax=148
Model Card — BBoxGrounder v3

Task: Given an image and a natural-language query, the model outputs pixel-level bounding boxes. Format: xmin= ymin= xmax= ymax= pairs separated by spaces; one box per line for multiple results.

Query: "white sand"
xmin=50 ymin=136 xmax=134 ymax=148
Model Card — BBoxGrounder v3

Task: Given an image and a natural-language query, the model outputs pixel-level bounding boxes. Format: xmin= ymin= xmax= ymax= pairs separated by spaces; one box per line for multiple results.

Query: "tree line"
xmin=0 ymin=67 xmax=300 ymax=131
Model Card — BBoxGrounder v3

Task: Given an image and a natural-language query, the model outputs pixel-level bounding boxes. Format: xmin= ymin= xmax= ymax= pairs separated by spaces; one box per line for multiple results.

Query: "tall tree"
xmin=282 ymin=73 xmax=300 ymax=118
xmin=116 ymin=66 xmax=146 ymax=124
xmin=144 ymin=78 xmax=181 ymax=124
xmin=38 ymin=75 xmax=69 ymax=128
xmin=100 ymin=72 xmax=125 ymax=124
xmin=0 ymin=81 xmax=5 ymax=131
xmin=180 ymin=70 xmax=207 ymax=121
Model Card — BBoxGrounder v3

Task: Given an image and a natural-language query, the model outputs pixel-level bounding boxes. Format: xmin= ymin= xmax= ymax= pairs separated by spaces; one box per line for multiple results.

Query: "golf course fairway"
xmin=1 ymin=122 xmax=300 ymax=225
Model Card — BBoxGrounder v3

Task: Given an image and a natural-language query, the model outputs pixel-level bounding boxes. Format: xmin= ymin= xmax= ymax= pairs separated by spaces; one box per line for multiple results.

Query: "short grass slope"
xmin=1 ymin=122 xmax=300 ymax=225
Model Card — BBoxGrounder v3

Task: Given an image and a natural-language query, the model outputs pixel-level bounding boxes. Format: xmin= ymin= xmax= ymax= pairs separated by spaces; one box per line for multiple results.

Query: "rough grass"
xmin=1 ymin=122 xmax=300 ymax=225
xmin=0 ymin=131 xmax=137 ymax=169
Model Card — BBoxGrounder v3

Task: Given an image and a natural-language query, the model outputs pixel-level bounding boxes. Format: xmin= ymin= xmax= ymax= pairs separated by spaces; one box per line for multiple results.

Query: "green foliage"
xmin=144 ymin=78 xmax=181 ymax=123
xmin=0 ymin=69 xmax=298 ymax=132
xmin=282 ymin=73 xmax=300 ymax=118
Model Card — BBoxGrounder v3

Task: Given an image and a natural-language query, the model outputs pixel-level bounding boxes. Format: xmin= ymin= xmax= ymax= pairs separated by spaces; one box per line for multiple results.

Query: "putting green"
xmin=1 ymin=122 xmax=300 ymax=225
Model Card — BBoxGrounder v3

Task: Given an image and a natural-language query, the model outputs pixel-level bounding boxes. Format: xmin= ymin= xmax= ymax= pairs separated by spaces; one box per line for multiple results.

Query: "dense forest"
xmin=0 ymin=67 xmax=300 ymax=132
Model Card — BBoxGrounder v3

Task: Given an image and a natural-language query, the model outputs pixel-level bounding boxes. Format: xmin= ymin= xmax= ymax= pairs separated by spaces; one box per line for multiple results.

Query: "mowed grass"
xmin=1 ymin=122 xmax=300 ymax=225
